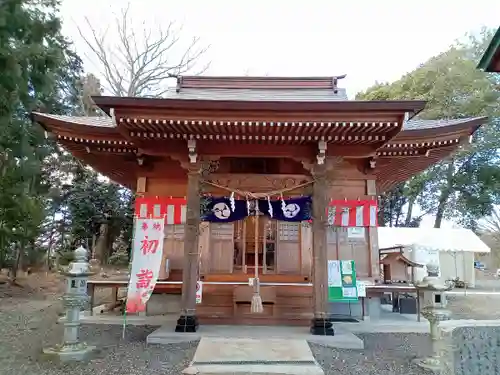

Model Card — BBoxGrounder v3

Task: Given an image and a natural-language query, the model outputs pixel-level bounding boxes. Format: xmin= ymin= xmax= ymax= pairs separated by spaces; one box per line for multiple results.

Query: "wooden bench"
xmin=86 ymin=280 xmax=182 ymax=315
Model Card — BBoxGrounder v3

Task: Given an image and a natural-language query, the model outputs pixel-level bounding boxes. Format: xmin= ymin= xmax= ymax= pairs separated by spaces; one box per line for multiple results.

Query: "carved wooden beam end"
xmin=301 ymin=156 xmax=343 ymax=173
xmin=187 ymin=139 xmax=197 ymax=163
xmin=362 ymin=157 xmax=377 ymax=175
xmin=317 ymin=140 xmax=327 ymax=165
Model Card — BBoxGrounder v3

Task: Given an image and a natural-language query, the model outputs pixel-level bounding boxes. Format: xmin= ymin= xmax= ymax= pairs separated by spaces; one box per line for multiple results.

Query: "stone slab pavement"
xmin=147 ymin=323 xmax=364 ymax=350
xmin=183 ymin=337 xmax=325 ymax=375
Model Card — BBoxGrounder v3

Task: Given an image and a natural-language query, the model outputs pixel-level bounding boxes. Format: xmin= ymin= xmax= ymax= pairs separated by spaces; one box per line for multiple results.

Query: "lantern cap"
xmin=64 ymin=246 xmax=92 ymax=276
xmin=74 ymin=246 xmax=88 ymax=262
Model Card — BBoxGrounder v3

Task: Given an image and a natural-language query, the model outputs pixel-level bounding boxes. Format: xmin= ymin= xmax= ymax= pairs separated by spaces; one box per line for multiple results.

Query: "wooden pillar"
xmin=366 ymin=180 xmax=379 ymax=279
xmin=310 ymin=163 xmax=334 ymax=335
xmin=175 ymin=164 xmax=202 ymax=332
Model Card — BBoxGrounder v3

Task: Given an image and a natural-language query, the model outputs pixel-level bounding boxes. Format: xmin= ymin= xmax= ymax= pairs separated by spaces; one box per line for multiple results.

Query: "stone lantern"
xmin=413 ymin=262 xmax=453 ymax=371
xmin=43 ymin=246 xmax=96 ymax=362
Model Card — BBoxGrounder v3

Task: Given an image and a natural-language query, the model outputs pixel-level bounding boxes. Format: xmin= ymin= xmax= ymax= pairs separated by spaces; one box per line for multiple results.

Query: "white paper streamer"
xmin=229 ymin=192 xmax=235 ymax=212
xmin=267 ymin=196 xmax=273 ymax=218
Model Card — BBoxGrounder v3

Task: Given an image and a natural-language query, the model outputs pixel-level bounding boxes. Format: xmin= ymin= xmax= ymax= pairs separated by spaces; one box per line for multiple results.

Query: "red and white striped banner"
xmin=134 ymin=196 xmax=377 ymax=227
xmin=328 ymin=199 xmax=378 ymax=227
xmin=135 ymin=197 xmax=187 ymax=224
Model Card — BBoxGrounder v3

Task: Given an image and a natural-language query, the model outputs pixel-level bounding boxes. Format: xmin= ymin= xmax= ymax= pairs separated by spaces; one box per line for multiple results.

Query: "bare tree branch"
xmin=77 ymin=4 xmax=210 ymax=97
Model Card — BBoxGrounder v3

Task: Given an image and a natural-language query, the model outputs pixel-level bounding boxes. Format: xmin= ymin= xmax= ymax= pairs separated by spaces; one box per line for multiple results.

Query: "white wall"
xmin=439 ymin=251 xmax=475 ymax=287
xmin=406 ymin=247 xmax=475 ymax=287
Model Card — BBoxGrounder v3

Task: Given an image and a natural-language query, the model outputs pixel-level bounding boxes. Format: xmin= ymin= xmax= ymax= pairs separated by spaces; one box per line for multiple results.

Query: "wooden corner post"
xmin=309 ymin=163 xmax=334 ymax=335
xmin=175 ymin=142 xmax=202 ymax=333
xmin=304 ymin=147 xmax=340 ymax=336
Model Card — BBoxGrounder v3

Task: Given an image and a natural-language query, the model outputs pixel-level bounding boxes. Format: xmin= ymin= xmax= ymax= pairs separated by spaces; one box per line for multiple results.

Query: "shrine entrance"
xmin=233 ymin=216 xmax=277 ymax=274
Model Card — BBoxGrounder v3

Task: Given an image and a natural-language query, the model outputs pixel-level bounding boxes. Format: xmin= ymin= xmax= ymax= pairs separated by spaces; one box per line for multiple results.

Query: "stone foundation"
xmin=439 ymin=320 xmax=500 ymax=375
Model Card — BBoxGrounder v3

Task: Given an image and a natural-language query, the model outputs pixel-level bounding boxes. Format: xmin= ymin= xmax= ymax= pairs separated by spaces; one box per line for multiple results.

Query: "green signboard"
xmin=327 ymin=260 xmax=358 ymax=302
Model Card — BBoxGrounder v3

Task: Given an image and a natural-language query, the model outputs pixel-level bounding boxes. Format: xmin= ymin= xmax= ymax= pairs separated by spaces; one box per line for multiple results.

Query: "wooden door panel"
xmin=209 ymin=223 xmax=234 ymax=273
xmin=159 ymin=224 xmax=184 ymax=278
xmin=277 ymin=222 xmax=300 ymax=274
xmin=300 ymin=223 xmax=312 ymax=276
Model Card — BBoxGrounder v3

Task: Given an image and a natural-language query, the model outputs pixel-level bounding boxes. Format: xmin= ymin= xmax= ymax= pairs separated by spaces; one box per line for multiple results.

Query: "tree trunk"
xmin=94 ymin=222 xmax=110 ymax=264
xmin=11 ymin=242 xmax=22 ymax=281
xmin=377 ymin=204 xmax=387 ymax=227
xmin=91 ymin=234 xmax=97 ymax=259
xmin=434 ymin=161 xmax=455 ymax=228
xmin=394 ymin=205 xmax=403 ymax=226
xmin=405 ymin=197 xmax=416 ymax=226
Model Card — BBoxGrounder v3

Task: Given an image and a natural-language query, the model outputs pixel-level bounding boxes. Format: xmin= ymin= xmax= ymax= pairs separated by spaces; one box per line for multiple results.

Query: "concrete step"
xmin=182 ymin=337 xmax=324 ymax=375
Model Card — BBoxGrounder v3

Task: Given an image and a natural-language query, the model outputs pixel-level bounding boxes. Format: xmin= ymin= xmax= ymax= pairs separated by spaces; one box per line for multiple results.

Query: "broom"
xmin=251 ymin=204 xmax=263 ymax=313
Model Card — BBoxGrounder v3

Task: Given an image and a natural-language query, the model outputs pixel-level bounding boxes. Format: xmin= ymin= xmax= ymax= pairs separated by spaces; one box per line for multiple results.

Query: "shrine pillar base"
xmin=175 ymin=315 xmax=199 ymax=333
xmin=310 ymin=318 xmax=334 ymax=336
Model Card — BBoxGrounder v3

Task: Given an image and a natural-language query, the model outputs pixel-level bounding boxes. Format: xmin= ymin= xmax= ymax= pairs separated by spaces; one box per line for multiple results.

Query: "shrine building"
xmin=33 ymin=75 xmax=486 ymax=334
xmin=478 ymin=26 xmax=500 ymax=73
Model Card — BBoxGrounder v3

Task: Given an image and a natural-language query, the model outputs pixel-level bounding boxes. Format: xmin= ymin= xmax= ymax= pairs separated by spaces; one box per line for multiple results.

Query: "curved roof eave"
xmin=32 ymin=112 xmax=121 ymax=138
xmin=397 ymin=117 xmax=487 ymax=139
xmin=477 ymin=27 xmax=500 ymax=72
xmin=91 ymin=95 xmax=427 ymax=116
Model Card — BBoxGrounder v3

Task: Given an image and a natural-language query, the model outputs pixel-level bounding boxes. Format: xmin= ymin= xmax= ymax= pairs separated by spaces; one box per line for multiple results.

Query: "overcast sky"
xmin=60 ymin=0 xmax=499 ymax=98
xmin=59 ymin=0 xmax=499 ymax=227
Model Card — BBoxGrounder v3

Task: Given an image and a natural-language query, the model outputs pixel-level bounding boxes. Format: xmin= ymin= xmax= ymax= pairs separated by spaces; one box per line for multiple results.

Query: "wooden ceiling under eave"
xmin=32 ymin=112 xmax=138 ymax=188
xmin=58 ymin=140 xmax=138 ymax=189
xmin=375 ymin=117 xmax=487 ymax=193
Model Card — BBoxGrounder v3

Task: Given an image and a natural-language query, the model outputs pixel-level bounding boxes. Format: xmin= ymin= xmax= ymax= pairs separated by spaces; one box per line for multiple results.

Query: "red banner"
xmin=134 ymin=196 xmax=378 ymax=227
xmin=135 ymin=197 xmax=187 ymax=224
xmin=328 ymin=199 xmax=378 ymax=227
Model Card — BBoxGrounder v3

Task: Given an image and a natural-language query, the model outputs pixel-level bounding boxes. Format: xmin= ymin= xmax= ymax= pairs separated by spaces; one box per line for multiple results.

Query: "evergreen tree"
xmin=358 ymin=28 xmax=500 ymax=229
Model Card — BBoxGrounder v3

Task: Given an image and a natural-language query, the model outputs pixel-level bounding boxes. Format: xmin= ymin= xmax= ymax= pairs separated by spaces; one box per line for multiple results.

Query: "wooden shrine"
xmin=478 ymin=26 xmax=500 ymax=73
xmin=33 ymin=75 xmax=487 ymax=334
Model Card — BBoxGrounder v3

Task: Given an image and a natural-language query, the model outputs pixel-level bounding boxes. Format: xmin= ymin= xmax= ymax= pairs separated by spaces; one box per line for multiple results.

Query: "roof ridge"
xmin=178 ymin=75 xmax=347 ymax=91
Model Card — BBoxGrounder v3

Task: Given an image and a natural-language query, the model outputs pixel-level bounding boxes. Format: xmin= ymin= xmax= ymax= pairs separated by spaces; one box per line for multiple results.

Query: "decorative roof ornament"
xmin=332 ymin=74 xmax=347 ymax=94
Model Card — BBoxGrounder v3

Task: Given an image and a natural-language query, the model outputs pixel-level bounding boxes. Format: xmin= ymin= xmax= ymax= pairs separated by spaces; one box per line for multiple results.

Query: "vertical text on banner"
xmin=125 ymin=217 xmax=165 ymax=313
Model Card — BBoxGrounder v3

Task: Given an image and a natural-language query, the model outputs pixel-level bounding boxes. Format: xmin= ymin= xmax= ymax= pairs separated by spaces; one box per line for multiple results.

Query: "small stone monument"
xmin=413 ymin=262 xmax=453 ymax=372
xmin=43 ymin=246 xmax=96 ymax=362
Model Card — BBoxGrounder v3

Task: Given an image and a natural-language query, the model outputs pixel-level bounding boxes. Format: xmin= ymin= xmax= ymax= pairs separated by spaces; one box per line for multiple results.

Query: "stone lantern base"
xmin=42 ymin=343 xmax=96 ymax=362
xmin=412 ymin=356 xmax=441 ymax=372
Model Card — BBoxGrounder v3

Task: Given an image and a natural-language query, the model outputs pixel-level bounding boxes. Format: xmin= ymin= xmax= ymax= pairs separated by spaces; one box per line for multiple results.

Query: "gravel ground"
xmin=1 ymin=272 xmax=498 ymax=375
xmin=0 ymin=300 xmax=197 ymax=375
xmin=1 ymin=297 xmax=435 ymax=375
xmin=447 ymin=294 xmax=500 ymax=319
xmin=311 ymin=334 xmax=432 ymax=375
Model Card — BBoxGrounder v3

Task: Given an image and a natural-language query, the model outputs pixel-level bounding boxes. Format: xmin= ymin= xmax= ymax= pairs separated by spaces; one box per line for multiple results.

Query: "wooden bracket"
xmin=317 ymin=140 xmax=327 ymax=165
xmin=187 ymin=139 xmax=198 ymax=163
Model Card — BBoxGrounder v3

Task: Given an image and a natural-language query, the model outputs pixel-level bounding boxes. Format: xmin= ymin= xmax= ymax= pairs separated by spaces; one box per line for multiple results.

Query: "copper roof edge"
xmin=91 ymin=95 xmax=427 ymax=115
xmin=400 ymin=116 xmax=488 ymax=137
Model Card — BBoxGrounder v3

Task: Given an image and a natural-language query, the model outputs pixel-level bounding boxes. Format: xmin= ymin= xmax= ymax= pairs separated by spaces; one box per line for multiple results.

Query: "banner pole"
xmin=122 ymin=307 xmax=127 ymax=339
xmin=123 ymin=213 xmax=138 ymax=340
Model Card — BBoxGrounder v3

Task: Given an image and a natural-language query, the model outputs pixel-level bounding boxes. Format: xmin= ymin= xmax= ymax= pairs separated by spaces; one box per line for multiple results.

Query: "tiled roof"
xmin=32 ymin=113 xmax=115 ymax=127
xmin=34 ymin=112 xmax=482 ymax=131
xmin=403 ymin=118 xmax=484 ymax=131
xmin=162 ymin=87 xmax=349 ymax=102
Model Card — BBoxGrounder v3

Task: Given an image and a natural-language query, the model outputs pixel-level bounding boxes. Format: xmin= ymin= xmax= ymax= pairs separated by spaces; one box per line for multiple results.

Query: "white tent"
xmin=378 ymin=227 xmax=490 ymax=286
